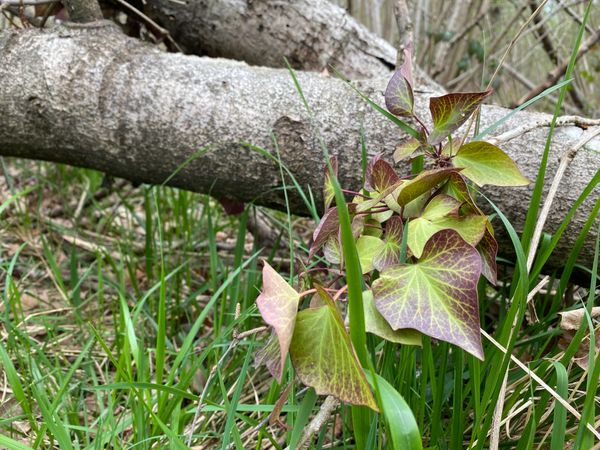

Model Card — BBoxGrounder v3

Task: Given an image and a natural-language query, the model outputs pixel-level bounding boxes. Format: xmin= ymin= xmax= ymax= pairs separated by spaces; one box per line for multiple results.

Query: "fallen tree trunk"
xmin=142 ymin=0 xmax=441 ymax=93
xmin=144 ymin=0 xmax=397 ymax=79
xmin=1 ymin=24 xmax=598 ymax=268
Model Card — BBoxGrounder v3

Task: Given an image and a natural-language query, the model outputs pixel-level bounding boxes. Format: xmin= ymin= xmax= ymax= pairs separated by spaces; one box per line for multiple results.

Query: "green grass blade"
xmin=288 ymin=388 xmax=318 ymax=449
xmin=550 ymin=362 xmax=568 ymax=450
xmin=366 ymin=373 xmax=422 ymax=450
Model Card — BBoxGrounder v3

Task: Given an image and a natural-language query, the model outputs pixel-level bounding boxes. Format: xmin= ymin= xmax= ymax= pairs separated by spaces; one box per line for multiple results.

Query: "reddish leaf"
xmin=373 ymin=216 xmax=404 ymax=271
xmin=256 ymin=262 xmax=300 ymax=382
xmin=371 ymin=159 xmax=401 ymax=193
xmin=477 ymin=228 xmax=498 ymax=285
xmin=309 ymin=207 xmax=339 ymax=260
xmin=396 ymin=167 xmax=460 ymax=206
xmin=373 ymin=229 xmax=484 ymax=359
xmin=428 ymin=90 xmax=492 ymax=145
xmin=384 ymin=45 xmax=415 ymax=117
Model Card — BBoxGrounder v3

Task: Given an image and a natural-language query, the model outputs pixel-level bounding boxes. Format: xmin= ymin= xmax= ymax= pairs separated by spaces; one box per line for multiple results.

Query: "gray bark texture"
xmin=144 ymin=0 xmax=396 ymax=79
xmin=0 ymin=24 xmax=598 ymax=269
xmin=143 ymin=0 xmax=439 ymax=91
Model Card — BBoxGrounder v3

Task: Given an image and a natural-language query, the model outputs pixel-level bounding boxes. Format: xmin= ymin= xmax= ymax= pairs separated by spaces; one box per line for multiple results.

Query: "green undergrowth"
xmin=1 ymin=5 xmax=599 ymax=446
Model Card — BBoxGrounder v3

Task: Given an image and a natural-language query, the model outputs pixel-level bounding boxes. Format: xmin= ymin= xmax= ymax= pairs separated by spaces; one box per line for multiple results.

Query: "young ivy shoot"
xmin=255 ymin=45 xmax=529 ymax=410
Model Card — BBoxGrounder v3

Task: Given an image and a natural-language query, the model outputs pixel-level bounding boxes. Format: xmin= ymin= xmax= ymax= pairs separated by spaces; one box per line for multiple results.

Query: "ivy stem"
xmin=413 ymin=114 xmax=429 ymax=135
xmin=333 ymin=284 xmax=349 ymax=302
xmin=298 ymin=287 xmax=337 ymax=300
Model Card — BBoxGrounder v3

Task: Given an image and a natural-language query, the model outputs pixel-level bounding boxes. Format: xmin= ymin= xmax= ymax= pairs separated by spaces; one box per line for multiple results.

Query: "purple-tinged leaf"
xmin=477 ymin=228 xmax=498 ymax=285
xmin=365 ymin=153 xmax=383 ymax=192
xmin=373 ymin=229 xmax=484 ymax=359
xmin=428 ymin=90 xmax=493 ymax=145
xmin=256 ymin=262 xmax=300 ymax=382
xmin=363 ymin=290 xmax=421 ymax=346
xmin=452 ymin=141 xmax=530 ymax=187
xmin=290 ymin=286 xmax=378 ymax=410
xmin=396 ymin=168 xmax=460 ymax=206
xmin=371 ymin=159 xmax=401 ymax=193
xmin=255 ymin=333 xmax=283 ymax=380
xmin=309 ymin=207 xmax=339 ymax=260
xmin=323 ymin=155 xmax=339 ymax=210
xmin=373 ymin=217 xmax=404 ymax=271
xmin=385 ymin=45 xmax=414 ymax=117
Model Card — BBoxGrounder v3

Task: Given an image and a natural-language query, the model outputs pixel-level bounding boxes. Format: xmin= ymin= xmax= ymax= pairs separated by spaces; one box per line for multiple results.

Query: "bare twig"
xmin=481 ymin=328 xmax=600 ymax=441
xmin=525 ymin=126 xmax=600 ymax=272
xmin=513 ymin=28 xmax=600 ymax=107
xmin=287 ymin=395 xmax=339 ymax=450
xmin=489 ymin=115 xmax=600 ymax=145
xmin=393 ymin=0 xmax=412 ymax=70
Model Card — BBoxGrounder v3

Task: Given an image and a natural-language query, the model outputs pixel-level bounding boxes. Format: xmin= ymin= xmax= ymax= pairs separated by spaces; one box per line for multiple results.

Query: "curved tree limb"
xmin=0 ymin=25 xmax=598 ymax=269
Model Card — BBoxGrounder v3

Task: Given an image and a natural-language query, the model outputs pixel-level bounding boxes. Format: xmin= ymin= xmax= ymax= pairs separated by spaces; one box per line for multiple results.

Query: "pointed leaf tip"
xmin=373 ymin=229 xmax=484 ymax=359
xmin=428 ymin=90 xmax=492 ymax=145
xmin=290 ymin=289 xmax=378 ymax=410
xmin=256 ymin=262 xmax=300 ymax=381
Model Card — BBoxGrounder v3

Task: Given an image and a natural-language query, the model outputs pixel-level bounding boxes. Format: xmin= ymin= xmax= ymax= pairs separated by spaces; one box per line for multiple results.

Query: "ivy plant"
xmin=254 ymin=49 xmax=529 ymax=412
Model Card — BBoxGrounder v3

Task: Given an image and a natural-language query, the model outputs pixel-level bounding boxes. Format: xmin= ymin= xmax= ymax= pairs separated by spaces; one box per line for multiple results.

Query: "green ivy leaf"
xmin=421 ymin=195 xmax=461 ymax=220
xmin=428 ymin=90 xmax=492 ymax=145
xmin=364 ymin=290 xmax=421 ymax=346
xmin=290 ymin=287 xmax=378 ymax=410
xmin=256 ymin=262 xmax=300 ymax=382
xmin=452 ymin=141 xmax=530 ymax=186
xmin=407 ymin=195 xmax=487 ymax=258
xmin=372 ymin=229 xmax=484 ymax=359
xmin=373 ymin=216 xmax=404 ymax=271
xmin=396 ymin=168 xmax=459 ymax=206
xmin=393 ymin=138 xmax=422 ymax=162
xmin=356 ymin=235 xmax=386 ymax=274
xmin=384 ymin=46 xmax=414 ymax=117
xmin=323 ymin=236 xmax=342 ymax=265
xmin=323 ymin=155 xmax=338 ymax=210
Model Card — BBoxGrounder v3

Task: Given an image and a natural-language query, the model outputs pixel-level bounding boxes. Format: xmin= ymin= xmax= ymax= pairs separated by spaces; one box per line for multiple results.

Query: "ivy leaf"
xmin=323 ymin=236 xmax=342 ymax=265
xmin=396 ymin=168 xmax=459 ymax=206
xmin=477 ymin=228 xmax=498 ymax=285
xmin=373 ymin=230 xmax=484 ymax=359
xmin=256 ymin=262 xmax=300 ymax=382
xmin=366 ymin=154 xmax=400 ymax=193
xmin=309 ymin=207 xmax=339 ymax=260
xmin=452 ymin=141 xmax=530 ymax=187
xmin=384 ymin=45 xmax=414 ymax=117
xmin=373 ymin=216 xmax=404 ymax=271
xmin=255 ymin=333 xmax=283 ymax=380
xmin=323 ymin=155 xmax=338 ymax=210
xmin=356 ymin=235 xmax=386 ymax=274
xmin=363 ymin=290 xmax=421 ymax=346
xmin=407 ymin=214 xmax=487 ymax=258
xmin=421 ymin=195 xmax=462 ymax=220
xmin=394 ymin=138 xmax=422 ymax=162
xmin=428 ymin=90 xmax=492 ymax=145
xmin=290 ymin=286 xmax=378 ymax=410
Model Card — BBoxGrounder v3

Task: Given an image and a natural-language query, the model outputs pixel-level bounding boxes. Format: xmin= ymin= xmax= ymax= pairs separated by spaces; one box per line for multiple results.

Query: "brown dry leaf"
xmin=558 ymin=306 xmax=600 ymax=369
xmin=559 ymin=306 xmax=600 ymax=330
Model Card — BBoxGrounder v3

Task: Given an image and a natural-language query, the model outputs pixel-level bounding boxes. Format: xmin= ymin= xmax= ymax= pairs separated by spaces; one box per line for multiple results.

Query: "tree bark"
xmin=142 ymin=0 xmax=440 ymax=92
xmin=0 ymin=25 xmax=598 ymax=269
